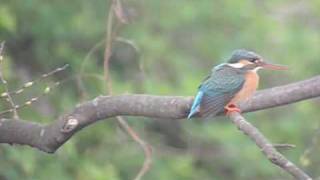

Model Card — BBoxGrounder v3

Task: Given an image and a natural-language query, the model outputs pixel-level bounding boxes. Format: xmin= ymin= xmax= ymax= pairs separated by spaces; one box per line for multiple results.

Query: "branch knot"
xmin=61 ymin=117 xmax=79 ymax=133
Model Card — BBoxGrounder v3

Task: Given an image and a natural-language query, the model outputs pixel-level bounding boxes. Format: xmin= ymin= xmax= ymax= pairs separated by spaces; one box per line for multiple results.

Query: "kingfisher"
xmin=188 ymin=49 xmax=287 ymax=119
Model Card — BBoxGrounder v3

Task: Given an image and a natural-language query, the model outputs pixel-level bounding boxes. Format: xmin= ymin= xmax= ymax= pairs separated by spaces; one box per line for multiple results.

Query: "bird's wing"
xmin=199 ymin=66 xmax=245 ymax=118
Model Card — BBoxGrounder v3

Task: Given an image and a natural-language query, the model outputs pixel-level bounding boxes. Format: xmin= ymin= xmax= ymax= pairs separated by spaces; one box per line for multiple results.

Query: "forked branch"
xmin=229 ymin=112 xmax=312 ymax=180
xmin=0 ymin=75 xmax=319 ymax=179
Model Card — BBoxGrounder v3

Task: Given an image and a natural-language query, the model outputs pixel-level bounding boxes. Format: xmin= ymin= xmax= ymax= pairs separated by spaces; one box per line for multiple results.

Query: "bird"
xmin=188 ymin=49 xmax=287 ymax=119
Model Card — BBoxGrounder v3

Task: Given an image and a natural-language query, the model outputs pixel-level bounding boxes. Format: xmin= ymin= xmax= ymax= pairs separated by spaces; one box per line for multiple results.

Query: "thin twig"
xmin=0 ymin=64 xmax=69 ymax=98
xmin=0 ymin=41 xmax=19 ymax=119
xmin=273 ymin=143 xmax=296 ymax=150
xmin=0 ymin=80 xmax=65 ymax=116
xmin=77 ymin=40 xmax=105 ymax=100
xmin=228 ymin=112 xmax=312 ymax=180
xmin=0 ymin=63 xmax=69 ymax=116
xmin=116 ymin=116 xmax=152 ymax=180
xmin=300 ymin=123 xmax=320 ymax=167
xmin=103 ymin=1 xmax=152 ymax=180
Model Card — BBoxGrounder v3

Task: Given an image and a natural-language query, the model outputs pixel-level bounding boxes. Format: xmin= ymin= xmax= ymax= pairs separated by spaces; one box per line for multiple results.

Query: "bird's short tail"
xmin=188 ymin=91 xmax=204 ymax=119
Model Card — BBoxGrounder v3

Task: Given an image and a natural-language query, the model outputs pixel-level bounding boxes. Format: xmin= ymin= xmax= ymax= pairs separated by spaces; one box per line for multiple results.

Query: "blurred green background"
xmin=0 ymin=0 xmax=320 ymax=179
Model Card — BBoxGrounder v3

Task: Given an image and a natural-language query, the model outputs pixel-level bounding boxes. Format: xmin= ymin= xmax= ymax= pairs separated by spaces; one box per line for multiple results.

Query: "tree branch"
xmin=228 ymin=112 xmax=312 ymax=180
xmin=0 ymin=76 xmax=319 ymax=153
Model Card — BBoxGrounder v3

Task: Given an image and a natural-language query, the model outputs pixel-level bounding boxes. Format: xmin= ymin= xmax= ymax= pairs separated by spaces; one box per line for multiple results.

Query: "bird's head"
xmin=227 ymin=49 xmax=287 ymax=72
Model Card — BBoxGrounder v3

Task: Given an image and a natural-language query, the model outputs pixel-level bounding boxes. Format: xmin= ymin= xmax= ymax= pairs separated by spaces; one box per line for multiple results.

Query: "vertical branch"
xmin=104 ymin=2 xmax=114 ymax=93
xmin=103 ymin=1 xmax=152 ymax=180
xmin=0 ymin=41 xmax=19 ymax=119
xmin=228 ymin=112 xmax=312 ymax=180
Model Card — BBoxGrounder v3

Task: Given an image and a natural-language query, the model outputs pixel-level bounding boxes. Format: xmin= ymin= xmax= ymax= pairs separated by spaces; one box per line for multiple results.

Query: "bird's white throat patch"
xmin=227 ymin=62 xmax=245 ymax=68
xmin=227 ymin=62 xmax=262 ymax=72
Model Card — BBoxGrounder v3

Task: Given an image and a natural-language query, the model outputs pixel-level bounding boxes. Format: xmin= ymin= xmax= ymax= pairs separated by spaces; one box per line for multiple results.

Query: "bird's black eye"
xmin=252 ymin=58 xmax=259 ymax=63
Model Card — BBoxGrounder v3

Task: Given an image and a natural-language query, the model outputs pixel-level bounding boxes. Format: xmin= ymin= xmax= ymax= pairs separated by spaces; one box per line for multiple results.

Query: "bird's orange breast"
xmin=230 ymin=71 xmax=259 ymax=105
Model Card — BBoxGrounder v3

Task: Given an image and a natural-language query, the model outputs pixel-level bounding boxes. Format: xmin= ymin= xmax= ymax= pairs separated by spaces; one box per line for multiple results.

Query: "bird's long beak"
xmin=258 ymin=61 xmax=288 ymax=70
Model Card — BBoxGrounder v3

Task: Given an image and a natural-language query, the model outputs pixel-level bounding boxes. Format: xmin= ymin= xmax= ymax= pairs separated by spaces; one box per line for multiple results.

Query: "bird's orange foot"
xmin=224 ymin=104 xmax=241 ymax=116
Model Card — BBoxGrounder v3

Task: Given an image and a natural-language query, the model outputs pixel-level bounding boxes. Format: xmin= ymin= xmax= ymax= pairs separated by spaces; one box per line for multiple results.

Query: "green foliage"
xmin=1 ymin=0 xmax=320 ymax=179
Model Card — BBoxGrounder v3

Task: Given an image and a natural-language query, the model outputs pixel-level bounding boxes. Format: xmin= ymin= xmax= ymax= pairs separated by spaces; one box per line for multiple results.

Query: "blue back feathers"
xmin=188 ymin=64 xmax=245 ymax=119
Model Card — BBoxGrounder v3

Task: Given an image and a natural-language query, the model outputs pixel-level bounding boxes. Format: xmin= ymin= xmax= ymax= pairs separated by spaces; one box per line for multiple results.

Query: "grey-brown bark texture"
xmin=0 ymin=75 xmax=320 ymax=179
